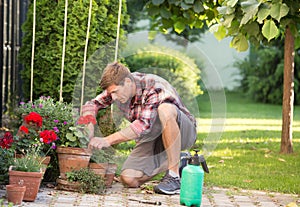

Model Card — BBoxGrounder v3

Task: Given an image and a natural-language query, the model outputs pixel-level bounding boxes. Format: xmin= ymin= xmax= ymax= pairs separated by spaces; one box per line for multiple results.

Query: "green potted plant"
xmin=13 ymin=96 xmax=78 ymax=180
xmin=8 ymin=147 xmax=45 ymax=202
xmin=56 ymin=114 xmax=96 ymax=179
xmin=89 ymin=147 xmax=117 ymax=188
xmin=57 ymin=168 xmax=105 ymax=194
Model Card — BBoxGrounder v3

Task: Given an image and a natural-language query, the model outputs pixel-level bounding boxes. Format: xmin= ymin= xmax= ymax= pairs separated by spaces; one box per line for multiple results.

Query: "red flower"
xmin=77 ymin=115 xmax=96 ymax=125
xmin=19 ymin=125 xmax=29 ymax=134
xmin=39 ymin=130 xmax=58 ymax=144
xmin=0 ymin=132 xmax=14 ymax=149
xmin=25 ymin=112 xmax=43 ymax=127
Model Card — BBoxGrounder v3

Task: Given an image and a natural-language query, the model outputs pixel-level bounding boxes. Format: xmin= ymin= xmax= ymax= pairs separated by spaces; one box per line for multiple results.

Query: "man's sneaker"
xmin=154 ymin=173 xmax=180 ymax=195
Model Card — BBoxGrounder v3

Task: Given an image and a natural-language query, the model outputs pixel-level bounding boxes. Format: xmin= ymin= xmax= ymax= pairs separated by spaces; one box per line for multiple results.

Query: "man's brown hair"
xmin=99 ymin=62 xmax=131 ymax=90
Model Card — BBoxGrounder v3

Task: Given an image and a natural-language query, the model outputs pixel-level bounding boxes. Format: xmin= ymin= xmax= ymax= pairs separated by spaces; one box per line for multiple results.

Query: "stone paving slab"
xmin=0 ymin=183 xmax=299 ymax=207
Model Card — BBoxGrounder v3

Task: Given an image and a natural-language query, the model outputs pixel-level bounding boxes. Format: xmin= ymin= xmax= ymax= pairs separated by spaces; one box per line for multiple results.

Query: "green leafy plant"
xmin=0 ymin=199 xmax=13 ymax=207
xmin=66 ymin=168 xmax=105 ymax=194
xmin=10 ymin=147 xmax=46 ymax=172
xmin=63 ymin=114 xmax=96 ymax=148
xmin=14 ymin=96 xmax=77 ymax=145
xmin=0 ymin=143 xmax=14 ymax=183
xmin=64 ymin=125 xmax=90 ymax=148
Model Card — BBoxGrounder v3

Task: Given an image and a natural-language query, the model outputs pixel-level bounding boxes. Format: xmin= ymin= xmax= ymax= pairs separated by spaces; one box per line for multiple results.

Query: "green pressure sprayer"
xmin=180 ymin=150 xmax=209 ymax=207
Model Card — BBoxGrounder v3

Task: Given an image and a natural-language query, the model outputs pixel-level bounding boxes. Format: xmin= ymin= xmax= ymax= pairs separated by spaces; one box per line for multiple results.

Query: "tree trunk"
xmin=280 ymin=26 xmax=294 ymax=154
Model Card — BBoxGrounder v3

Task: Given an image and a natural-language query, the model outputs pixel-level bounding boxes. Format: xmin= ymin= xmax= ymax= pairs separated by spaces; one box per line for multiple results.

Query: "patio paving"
xmin=0 ymin=182 xmax=299 ymax=207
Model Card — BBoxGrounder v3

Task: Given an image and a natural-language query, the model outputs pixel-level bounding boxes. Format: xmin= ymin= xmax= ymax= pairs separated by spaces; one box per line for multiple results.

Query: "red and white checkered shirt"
xmin=90 ymin=72 xmax=196 ymax=136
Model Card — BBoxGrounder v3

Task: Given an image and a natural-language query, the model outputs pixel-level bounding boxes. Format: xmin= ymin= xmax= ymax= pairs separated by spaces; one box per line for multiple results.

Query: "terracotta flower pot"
xmin=105 ymin=163 xmax=117 ymax=188
xmin=6 ymin=184 xmax=26 ymax=205
xmin=56 ymin=178 xmax=81 ymax=192
xmin=9 ymin=170 xmax=43 ymax=202
xmin=88 ymin=162 xmax=108 ymax=179
xmin=56 ymin=147 xmax=92 ymax=179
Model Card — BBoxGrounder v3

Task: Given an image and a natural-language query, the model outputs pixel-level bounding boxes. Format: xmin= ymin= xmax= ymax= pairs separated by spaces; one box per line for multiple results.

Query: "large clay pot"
xmin=56 ymin=147 xmax=92 ymax=179
xmin=6 ymin=184 xmax=26 ymax=205
xmin=9 ymin=170 xmax=43 ymax=201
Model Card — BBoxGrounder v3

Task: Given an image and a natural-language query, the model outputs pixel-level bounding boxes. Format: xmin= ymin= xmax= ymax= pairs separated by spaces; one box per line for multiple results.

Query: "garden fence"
xmin=1 ymin=0 xmax=28 ymax=127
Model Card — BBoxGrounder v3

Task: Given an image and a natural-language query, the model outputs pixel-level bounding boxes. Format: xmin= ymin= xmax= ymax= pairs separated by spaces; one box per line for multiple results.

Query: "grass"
xmin=195 ymin=91 xmax=300 ymax=194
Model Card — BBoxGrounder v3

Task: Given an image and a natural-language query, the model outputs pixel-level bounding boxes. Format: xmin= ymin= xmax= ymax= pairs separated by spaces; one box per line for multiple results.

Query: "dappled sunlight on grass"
xmin=197 ymin=118 xmax=300 ymax=133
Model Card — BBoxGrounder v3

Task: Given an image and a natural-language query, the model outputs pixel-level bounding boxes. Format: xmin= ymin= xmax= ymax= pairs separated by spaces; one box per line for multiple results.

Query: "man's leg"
xmin=153 ymin=103 xmax=182 ymax=194
xmin=157 ymin=103 xmax=181 ymax=176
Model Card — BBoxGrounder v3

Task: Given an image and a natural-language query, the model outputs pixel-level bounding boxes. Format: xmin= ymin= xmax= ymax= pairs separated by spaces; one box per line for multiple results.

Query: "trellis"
xmin=29 ymin=0 xmax=123 ymax=112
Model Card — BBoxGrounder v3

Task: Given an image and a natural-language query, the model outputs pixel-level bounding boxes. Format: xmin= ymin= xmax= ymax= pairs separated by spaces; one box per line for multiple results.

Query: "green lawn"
xmin=195 ymin=91 xmax=300 ymax=194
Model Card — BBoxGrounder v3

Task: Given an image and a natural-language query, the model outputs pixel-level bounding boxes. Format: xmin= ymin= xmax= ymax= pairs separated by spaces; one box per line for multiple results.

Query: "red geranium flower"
xmin=39 ymin=130 xmax=58 ymax=144
xmin=0 ymin=132 xmax=14 ymax=149
xmin=25 ymin=112 xmax=43 ymax=127
xmin=77 ymin=115 xmax=96 ymax=125
xmin=19 ymin=125 xmax=29 ymax=134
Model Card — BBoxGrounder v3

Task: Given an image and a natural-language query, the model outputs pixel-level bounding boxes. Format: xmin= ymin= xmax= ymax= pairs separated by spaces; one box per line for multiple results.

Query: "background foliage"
xmin=235 ymin=42 xmax=300 ymax=105
xmin=19 ymin=0 xmax=128 ymax=103
xmin=125 ymin=45 xmax=203 ymax=115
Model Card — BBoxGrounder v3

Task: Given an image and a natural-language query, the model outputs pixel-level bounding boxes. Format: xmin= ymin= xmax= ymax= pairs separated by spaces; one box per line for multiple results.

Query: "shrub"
xmin=19 ymin=0 xmax=128 ymax=103
xmin=235 ymin=44 xmax=300 ymax=105
xmin=66 ymin=168 xmax=105 ymax=194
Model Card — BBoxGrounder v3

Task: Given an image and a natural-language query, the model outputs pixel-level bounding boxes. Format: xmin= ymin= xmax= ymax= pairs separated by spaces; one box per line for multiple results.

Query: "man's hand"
xmin=88 ymin=137 xmax=110 ymax=150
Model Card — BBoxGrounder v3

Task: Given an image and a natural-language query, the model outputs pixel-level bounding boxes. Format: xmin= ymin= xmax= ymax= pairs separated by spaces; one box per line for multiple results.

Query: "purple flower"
xmin=20 ymin=102 xmax=25 ymax=105
xmin=53 ymin=127 xmax=59 ymax=133
xmin=54 ymin=120 xmax=59 ymax=123
xmin=38 ymin=104 xmax=43 ymax=108
xmin=31 ymin=105 xmax=36 ymax=108
xmin=63 ymin=121 xmax=68 ymax=125
xmin=51 ymin=142 xmax=57 ymax=149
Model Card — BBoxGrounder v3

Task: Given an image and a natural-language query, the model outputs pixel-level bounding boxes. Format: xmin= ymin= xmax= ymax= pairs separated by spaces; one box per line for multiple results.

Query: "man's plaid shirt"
xmin=90 ymin=72 xmax=196 ymax=137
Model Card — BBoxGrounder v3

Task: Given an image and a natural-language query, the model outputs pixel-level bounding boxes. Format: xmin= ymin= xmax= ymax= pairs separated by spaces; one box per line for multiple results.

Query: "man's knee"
xmin=157 ymin=103 xmax=178 ymax=123
xmin=120 ymin=169 xmax=143 ymax=188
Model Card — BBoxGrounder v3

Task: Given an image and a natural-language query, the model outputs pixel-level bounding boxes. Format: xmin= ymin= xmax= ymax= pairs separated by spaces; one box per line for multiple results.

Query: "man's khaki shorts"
xmin=121 ymin=108 xmax=196 ymax=176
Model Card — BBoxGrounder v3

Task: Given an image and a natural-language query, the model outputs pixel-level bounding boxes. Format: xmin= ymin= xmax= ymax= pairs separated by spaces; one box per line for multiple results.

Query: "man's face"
xmin=107 ymin=78 xmax=134 ymax=104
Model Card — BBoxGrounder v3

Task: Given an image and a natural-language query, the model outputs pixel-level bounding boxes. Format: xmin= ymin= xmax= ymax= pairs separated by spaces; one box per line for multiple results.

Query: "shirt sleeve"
xmin=85 ymin=90 xmax=113 ymax=113
xmin=129 ymin=88 xmax=160 ymax=136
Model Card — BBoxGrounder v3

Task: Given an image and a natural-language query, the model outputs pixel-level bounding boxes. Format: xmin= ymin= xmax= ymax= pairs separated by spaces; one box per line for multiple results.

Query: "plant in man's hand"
xmin=64 ymin=115 xmax=96 ymax=148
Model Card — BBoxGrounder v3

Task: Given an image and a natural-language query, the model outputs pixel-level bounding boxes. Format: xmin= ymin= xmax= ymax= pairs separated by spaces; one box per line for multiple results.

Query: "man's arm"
xmin=88 ymin=126 xmax=138 ymax=149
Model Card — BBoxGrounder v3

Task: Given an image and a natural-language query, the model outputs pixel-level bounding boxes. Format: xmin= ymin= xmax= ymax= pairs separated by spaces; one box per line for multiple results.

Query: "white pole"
xmin=59 ymin=0 xmax=68 ymax=102
xmin=30 ymin=0 xmax=36 ymax=102
xmin=114 ymin=0 xmax=122 ymax=61
xmin=80 ymin=0 xmax=93 ymax=115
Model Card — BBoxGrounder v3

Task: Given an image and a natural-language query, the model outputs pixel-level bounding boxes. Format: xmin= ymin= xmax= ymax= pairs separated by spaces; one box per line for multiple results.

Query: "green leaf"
xmin=152 ymin=0 xmax=164 ymax=6
xmin=257 ymin=7 xmax=270 ymax=24
xmin=240 ymin=0 xmax=261 ymax=25
xmin=230 ymin=35 xmax=249 ymax=52
xmin=230 ymin=35 xmax=249 ymax=51
xmin=227 ymin=0 xmax=238 ymax=7
xmin=184 ymin=0 xmax=194 ymax=4
xmin=181 ymin=2 xmax=192 ymax=10
xmin=193 ymin=0 xmax=204 ymax=13
xmin=243 ymin=22 xmax=260 ymax=37
xmin=217 ymin=6 xmax=235 ymax=15
xmin=160 ymin=7 xmax=172 ymax=19
xmin=174 ymin=21 xmax=186 ymax=34
xmin=270 ymin=3 xmax=289 ymax=22
xmin=262 ymin=19 xmax=279 ymax=41
xmin=222 ymin=14 xmax=235 ymax=27
xmin=210 ymin=24 xmax=227 ymax=41
xmin=66 ymin=133 xmax=77 ymax=142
